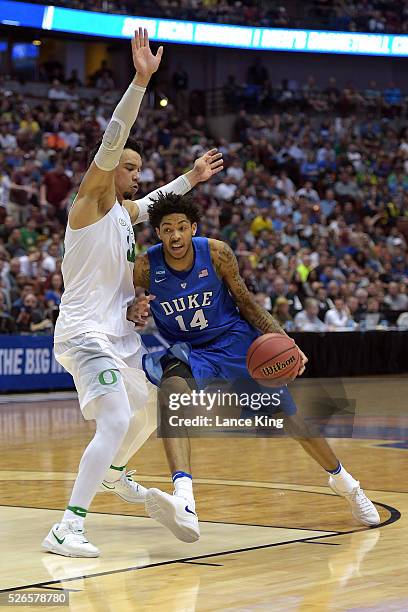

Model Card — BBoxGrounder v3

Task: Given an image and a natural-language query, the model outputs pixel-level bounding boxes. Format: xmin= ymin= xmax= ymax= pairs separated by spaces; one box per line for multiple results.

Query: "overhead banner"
xmin=0 ymin=334 xmax=168 ymax=392
xmin=1 ymin=0 xmax=408 ymax=56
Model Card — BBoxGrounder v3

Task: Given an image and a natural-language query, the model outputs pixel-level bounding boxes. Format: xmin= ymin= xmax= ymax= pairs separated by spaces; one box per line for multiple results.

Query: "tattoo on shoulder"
xmin=135 ymin=254 xmax=150 ymax=289
xmin=211 ymin=240 xmax=236 ymax=278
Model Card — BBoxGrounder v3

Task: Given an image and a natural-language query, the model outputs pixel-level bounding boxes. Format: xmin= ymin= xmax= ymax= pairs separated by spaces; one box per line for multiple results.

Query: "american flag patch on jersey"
xmin=198 ymin=268 xmax=208 ymax=278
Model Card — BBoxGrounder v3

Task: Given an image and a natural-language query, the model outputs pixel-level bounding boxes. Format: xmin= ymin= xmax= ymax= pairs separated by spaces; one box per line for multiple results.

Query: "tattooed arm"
xmin=210 ymin=239 xmax=308 ymax=374
xmin=133 ymin=253 xmax=150 ymax=290
xmin=127 ymin=253 xmax=152 ymax=326
xmin=209 ymin=239 xmax=287 ymax=335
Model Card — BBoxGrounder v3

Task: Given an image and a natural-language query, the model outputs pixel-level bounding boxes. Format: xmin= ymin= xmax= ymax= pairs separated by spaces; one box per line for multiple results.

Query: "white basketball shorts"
xmin=54 ymin=331 xmax=156 ymax=420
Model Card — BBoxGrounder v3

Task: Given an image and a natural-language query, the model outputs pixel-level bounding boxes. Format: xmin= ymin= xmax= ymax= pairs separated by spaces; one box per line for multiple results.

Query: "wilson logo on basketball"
xmin=262 ymin=355 xmax=296 ymax=377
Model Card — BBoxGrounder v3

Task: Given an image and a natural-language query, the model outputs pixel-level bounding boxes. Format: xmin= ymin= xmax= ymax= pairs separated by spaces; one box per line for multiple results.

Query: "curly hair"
xmin=148 ymin=191 xmax=201 ymax=229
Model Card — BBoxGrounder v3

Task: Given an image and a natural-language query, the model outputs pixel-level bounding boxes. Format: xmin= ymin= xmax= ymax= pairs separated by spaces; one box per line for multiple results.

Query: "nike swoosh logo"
xmin=101 ymin=482 xmax=115 ymax=490
xmin=155 ymin=279 xmax=166 ymax=283
xmin=52 ymin=530 xmax=65 ymax=544
xmin=185 ymin=505 xmax=197 ymax=516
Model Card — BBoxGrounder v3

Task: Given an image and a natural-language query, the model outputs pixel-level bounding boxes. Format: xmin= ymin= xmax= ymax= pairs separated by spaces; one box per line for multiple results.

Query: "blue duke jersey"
xmin=147 ymin=237 xmax=243 ymax=345
xmin=144 ymin=237 xmax=297 ymax=415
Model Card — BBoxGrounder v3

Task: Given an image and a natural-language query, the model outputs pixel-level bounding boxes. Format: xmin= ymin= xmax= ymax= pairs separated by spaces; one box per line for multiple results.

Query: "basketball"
xmin=246 ymin=333 xmax=301 ymax=385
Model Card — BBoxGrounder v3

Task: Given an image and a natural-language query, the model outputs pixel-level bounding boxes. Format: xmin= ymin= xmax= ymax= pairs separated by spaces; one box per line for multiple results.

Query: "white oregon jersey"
xmin=54 ymin=201 xmax=137 ymax=343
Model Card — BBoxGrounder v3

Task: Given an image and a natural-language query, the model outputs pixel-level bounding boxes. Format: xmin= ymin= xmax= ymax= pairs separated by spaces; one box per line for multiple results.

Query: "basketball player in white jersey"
xmin=42 ymin=29 xmax=223 ymax=558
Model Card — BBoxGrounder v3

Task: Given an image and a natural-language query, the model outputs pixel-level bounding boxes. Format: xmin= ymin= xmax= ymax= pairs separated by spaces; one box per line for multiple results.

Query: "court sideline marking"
xmin=0 ymin=496 xmax=400 ymax=594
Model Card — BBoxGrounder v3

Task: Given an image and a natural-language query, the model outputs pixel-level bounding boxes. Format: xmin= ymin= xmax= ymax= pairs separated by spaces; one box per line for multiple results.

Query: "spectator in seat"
xmin=360 ymin=297 xmax=382 ymax=329
xmin=226 ymin=158 xmax=244 ymax=182
xmin=325 ymin=297 xmax=356 ymax=330
xmin=0 ymin=291 xmax=15 ymax=333
xmin=296 ymin=180 xmax=320 ymax=204
xmin=317 ymin=286 xmax=332 ymax=320
xmin=383 ymin=281 xmax=408 ymax=311
xmin=42 ymin=244 xmax=60 ymax=275
xmin=48 ymin=79 xmax=72 ymax=101
xmin=5 ymin=229 xmax=26 ymax=258
xmin=294 ymin=298 xmax=327 ymax=332
xmin=272 ymin=296 xmax=293 ymax=330
xmin=40 ymin=160 xmax=72 ymax=225
xmin=20 ymin=218 xmax=39 ymax=251
xmin=14 ymin=292 xmax=53 ymax=334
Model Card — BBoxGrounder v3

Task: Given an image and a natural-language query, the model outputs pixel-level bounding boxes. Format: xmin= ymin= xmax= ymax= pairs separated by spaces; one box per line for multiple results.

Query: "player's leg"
xmin=282 ymin=407 xmax=380 ymax=526
xmin=98 ymin=378 xmax=157 ymax=503
xmin=42 ymin=376 xmax=132 ymax=557
xmin=160 ymin=367 xmax=193 ymax=478
xmin=145 ymin=359 xmax=200 ymax=543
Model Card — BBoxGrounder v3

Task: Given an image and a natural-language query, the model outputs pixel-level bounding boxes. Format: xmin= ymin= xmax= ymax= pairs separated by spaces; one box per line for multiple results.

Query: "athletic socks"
xmin=62 ymin=505 xmax=87 ymax=528
xmin=172 ymin=471 xmax=194 ymax=505
xmin=326 ymin=462 xmax=359 ymax=493
xmin=104 ymin=464 xmax=126 ymax=484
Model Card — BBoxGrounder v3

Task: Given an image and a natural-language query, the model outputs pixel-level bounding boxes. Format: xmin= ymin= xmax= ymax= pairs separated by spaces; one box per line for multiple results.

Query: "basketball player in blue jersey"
xmin=131 ymin=192 xmax=380 ymax=543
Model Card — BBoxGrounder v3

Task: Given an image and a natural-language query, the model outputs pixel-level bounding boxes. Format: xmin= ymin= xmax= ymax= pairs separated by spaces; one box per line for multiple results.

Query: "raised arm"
xmin=125 ymin=149 xmax=224 ymax=224
xmin=69 ymin=28 xmax=163 ymax=230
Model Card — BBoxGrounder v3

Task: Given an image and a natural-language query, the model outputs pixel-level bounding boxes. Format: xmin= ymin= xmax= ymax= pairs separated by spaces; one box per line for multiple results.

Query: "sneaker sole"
xmin=41 ymin=536 xmax=100 ymax=558
xmin=329 ymin=481 xmax=380 ymax=526
xmin=145 ymin=489 xmax=200 ymax=543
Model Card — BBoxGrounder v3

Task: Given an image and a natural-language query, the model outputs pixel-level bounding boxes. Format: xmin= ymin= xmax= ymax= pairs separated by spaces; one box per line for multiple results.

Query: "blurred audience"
xmin=0 ymin=64 xmax=408 ymax=335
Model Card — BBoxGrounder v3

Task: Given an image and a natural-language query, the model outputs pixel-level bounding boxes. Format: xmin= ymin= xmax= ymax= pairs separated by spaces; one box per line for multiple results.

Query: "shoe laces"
xmin=351 ymin=486 xmax=373 ymax=512
xmin=122 ymin=469 xmax=139 ymax=490
xmin=64 ymin=519 xmax=88 ymax=540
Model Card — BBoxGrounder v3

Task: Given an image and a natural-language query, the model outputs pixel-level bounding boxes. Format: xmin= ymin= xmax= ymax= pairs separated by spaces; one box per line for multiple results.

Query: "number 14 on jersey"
xmin=175 ymin=309 xmax=209 ymax=331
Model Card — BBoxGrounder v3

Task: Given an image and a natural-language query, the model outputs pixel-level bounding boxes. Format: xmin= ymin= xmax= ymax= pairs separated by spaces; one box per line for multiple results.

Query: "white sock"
xmin=328 ymin=463 xmax=359 ymax=493
xmin=173 ymin=473 xmax=194 ymax=505
xmin=62 ymin=510 xmax=85 ymax=528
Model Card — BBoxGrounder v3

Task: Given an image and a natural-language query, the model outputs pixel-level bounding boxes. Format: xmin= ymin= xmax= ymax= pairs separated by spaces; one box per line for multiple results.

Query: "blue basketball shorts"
xmin=143 ymin=319 xmax=297 ymax=416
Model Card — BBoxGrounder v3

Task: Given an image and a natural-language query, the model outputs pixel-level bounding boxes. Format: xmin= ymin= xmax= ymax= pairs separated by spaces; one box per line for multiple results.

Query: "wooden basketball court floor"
xmin=0 ymin=376 xmax=407 ymax=611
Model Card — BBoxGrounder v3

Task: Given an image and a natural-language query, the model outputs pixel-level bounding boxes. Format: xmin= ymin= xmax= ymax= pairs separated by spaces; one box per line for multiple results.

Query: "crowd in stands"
xmin=17 ymin=0 xmax=408 ymax=33
xmin=223 ymin=67 xmax=407 ymax=118
xmin=1 ymin=69 xmax=408 ymax=335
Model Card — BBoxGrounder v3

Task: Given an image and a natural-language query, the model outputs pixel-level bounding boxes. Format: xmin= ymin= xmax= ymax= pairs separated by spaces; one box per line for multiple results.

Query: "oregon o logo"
xmin=98 ymin=369 xmax=119 ymax=385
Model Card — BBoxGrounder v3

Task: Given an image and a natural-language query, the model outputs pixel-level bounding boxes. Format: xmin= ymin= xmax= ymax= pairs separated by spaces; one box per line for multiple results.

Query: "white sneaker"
xmin=329 ymin=477 xmax=380 ymax=526
xmin=42 ymin=519 xmax=99 ymax=558
xmin=145 ymin=488 xmax=200 ymax=543
xmin=99 ymin=470 xmax=147 ymax=503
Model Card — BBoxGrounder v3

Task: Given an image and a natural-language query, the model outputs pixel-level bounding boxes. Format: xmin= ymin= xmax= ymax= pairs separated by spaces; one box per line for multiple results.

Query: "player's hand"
xmin=132 ymin=28 xmax=163 ymax=83
xmin=191 ymin=149 xmax=224 ymax=183
xmin=127 ymin=294 xmax=155 ymax=327
xmin=296 ymin=346 xmax=308 ymax=376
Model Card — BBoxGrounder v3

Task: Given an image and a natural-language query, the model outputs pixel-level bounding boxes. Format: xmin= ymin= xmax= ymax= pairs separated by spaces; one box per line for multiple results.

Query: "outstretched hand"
xmin=192 ymin=149 xmax=224 ymax=183
xmin=132 ymin=27 xmax=163 ymax=82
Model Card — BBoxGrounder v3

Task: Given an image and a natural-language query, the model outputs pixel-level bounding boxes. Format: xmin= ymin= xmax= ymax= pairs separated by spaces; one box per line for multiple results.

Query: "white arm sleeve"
xmin=133 ymin=174 xmax=192 ymax=224
xmin=94 ymin=83 xmax=146 ymax=171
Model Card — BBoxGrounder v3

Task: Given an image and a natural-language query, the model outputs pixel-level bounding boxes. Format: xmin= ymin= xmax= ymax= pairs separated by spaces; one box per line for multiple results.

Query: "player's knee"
xmin=94 ymin=386 xmax=131 ymax=439
xmin=284 ymin=414 xmax=312 ymax=439
xmin=161 ymin=375 xmax=191 ymax=396
xmin=111 ymin=409 xmax=131 ymax=439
